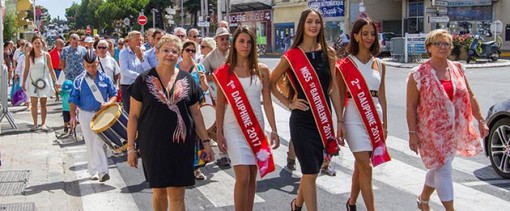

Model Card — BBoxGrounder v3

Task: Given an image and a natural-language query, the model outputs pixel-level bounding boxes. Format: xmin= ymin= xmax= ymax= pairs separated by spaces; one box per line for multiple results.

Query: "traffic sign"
xmin=86 ymin=28 xmax=91 ymax=34
xmin=433 ymin=1 xmax=448 ymax=7
xmin=430 ymin=16 xmax=450 ymax=23
xmin=137 ymin=15 xmax=148 ymax=26
xmin=123 ymin=18 xmax=130 ymax=26
xmin=197 ymin=22 xmax=210 ymax=27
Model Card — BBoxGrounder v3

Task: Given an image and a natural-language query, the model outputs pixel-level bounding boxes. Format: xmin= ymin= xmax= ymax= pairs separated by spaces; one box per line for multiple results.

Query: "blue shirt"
xmin=69 ymin=71 xmax=117 ymax=112
xmin=61 ymin=45 xmax=87 ymax=81
xmin=114 ymin=47 xmax=120 ymax=62
xmin=119 ymin=46 xmax=151 ymax=85
xmin=143 ymin=47 xmax=158 ymax=70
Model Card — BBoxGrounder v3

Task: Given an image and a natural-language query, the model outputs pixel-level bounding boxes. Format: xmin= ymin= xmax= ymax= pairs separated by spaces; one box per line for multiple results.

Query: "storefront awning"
xmin=230 ymin=2 xmax=271 ymax=13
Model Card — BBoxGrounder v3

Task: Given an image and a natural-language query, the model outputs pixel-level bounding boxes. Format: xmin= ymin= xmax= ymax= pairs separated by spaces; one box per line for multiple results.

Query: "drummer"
xmin=69 ymin=50 xmax=117 ymax=182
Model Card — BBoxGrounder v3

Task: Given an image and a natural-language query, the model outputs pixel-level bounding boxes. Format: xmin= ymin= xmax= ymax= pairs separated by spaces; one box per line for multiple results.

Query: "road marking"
xmin=196 ymin=167 xmax=264 ymax=207
xmin=463 ymin=180 xmax=510 ymax=190
xmin=268 ymin=101 xmax=510 ymax=209
xmin=72 ymin=159 xmax=138 ymax=211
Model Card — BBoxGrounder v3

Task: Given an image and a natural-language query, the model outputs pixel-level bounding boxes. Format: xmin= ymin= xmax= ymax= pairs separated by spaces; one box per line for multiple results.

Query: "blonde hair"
xmin=127 ymin=30 xmax=142 ymax=40
xmin=425 ymin=29 xmax=453 ymax=49
xmin=201 ymin=37 xmax=216 ymax=49
xmin=156 ymin=34 xmax=182 ymax=52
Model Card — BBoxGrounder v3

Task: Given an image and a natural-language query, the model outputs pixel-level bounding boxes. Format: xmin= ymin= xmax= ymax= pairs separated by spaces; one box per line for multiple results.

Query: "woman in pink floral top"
xmin=406 ymin=29 xmax=488 ymax=211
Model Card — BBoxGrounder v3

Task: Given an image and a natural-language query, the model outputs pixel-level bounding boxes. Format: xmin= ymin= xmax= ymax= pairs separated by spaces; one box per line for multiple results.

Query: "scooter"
xmin=466 ymin=35 xmax=501 ymax=63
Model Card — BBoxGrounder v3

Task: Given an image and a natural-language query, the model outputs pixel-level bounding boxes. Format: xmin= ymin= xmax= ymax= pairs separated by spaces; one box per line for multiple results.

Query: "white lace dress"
xmin=27 ymin=55 xmax=54 ymax=98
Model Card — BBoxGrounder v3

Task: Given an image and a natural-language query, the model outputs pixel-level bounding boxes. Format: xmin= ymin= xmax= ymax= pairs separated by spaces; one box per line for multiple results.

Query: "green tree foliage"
xmin=144 ymin=0 xmax=174 ymax=29
xmin=65 ymin=3 xmax=80 ymax=29
xmin=3 ymin=11 xmax=18 ymax=41
xmin=183 ymin=0 xmax=200 ymax=27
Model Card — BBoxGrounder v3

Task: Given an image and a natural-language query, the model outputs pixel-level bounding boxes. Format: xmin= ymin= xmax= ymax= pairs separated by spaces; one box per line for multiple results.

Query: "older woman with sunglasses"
xmin=406 ymin=29 xmax=488 ymax=211
xmin=96 ymin=40 xmax=120 ymax=85
xmin=197 ymin=38 xmax=216 ymax=64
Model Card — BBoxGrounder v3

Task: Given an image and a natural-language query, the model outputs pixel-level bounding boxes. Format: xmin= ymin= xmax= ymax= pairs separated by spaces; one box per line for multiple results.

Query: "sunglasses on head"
xmin=184 ymin=48 xmax=196 ymax=53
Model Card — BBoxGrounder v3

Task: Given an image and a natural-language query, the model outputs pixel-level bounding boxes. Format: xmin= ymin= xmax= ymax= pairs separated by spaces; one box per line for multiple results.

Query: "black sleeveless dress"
xmin=288 ymin=50 xmax=331 ymax=174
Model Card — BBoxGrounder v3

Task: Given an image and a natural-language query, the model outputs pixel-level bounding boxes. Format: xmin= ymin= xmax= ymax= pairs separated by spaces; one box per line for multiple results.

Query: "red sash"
xmin=336 ymin=57 xmax=391 ymax=167
xmin=284 ymin=48 xmax=336 ymax=154
xmin=213 ymin=64 xmax=275 ymax=177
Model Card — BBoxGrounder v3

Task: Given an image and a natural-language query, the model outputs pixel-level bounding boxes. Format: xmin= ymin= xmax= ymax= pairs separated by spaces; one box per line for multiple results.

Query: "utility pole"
xmin=217 ymin=0 xmax=222 ymax=23
xmin=181 ymin=0 xmax=184 ymax=27
xmin=151 ymin=8 xmax=158 ymax=29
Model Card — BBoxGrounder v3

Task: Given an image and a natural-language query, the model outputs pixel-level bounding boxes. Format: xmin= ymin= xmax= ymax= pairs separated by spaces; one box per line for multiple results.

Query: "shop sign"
xmin=447 ymin=0 xmax=491 ymax=7
xmin=308 ymin=0 xmax=345 ymax=18
xmin=229 ymin=10 xmax=271 ymax=24
xmin=430 ymin=16 xmax=450 ymax=23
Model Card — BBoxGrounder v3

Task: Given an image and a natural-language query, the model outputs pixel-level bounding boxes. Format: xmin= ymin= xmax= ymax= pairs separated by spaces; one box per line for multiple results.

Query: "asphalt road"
xmin=113 ymin=58 xmax=510 ymax=210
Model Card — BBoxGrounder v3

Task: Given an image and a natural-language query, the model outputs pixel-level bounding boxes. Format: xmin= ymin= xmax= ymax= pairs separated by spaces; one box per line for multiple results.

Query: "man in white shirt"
xmin=203 ymin=27 xmax=230 ymax=100
xmin=96 ymin=40 xmax=120 ymax=86
xmin=119 ymin=31 xmax=148 ymax=113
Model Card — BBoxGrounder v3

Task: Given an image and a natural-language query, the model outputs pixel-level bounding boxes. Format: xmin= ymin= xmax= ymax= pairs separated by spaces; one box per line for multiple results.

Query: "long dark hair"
xmin=291 ymin=8 xmax=333 ymax=61
xmin=226 ymin=25 xmax=260 ymax=80
xmin=347 ymin=18 xmax=381 ymax=56
xmin=29 ymin=35 xmax=43 ymax=64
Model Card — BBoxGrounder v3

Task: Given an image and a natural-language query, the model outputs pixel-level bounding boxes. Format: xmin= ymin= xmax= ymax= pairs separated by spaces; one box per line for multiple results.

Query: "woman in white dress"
xmin=215 ymin=26 xmax=279 ymax=211
xmin=22 ymin=35 xmax=59 ymax=131
xmin=336 ymin=18 xmax=388 ymax=211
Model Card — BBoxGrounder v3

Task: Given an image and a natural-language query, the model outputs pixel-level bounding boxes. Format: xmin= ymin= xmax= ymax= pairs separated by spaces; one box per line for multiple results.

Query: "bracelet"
xmin=271 ymin=131 xmax=278 ymax=135
xmin=202 ymin=139 xmax=210 ymax=143
xmin=477 ymin=119 xmax=485 ymax=124
xmin=409 ymin=130 xmax=417 ymax=134
xmin=127 ymin=149 xmax=137 ymax=154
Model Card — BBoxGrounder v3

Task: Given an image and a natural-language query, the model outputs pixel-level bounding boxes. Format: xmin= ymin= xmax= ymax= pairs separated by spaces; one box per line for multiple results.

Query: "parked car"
xmin=379 ymin=32 xmax=396 ymax=56
xmin=484 ymin=99 xmax=510 ymax=179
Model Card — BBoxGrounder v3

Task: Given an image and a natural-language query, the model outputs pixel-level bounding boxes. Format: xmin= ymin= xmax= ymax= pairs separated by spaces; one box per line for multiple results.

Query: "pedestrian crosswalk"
xmin=65 ymin=101 xmax=510 ymax=210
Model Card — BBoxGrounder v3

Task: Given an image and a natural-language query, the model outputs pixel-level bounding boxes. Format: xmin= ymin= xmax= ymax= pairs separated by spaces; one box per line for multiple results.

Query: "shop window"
xmin=408 ymin=1 xmax=424 ymax=33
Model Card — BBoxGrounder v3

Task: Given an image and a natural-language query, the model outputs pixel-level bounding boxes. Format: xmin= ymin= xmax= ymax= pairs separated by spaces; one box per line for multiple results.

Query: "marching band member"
xmin=336 ymin=18 xmax=391 ymax=211
xmin=127 ymin=35 xmax=214 ymax=211
xmin=270 ymin=8 xmax=344 ymax=211
xmin=406 ymin=29 xmax=487 ymax=211
xmin=214 ymin=26 xmax=279 ymax=211
xmin=69 ymin=50 xmax=117 ymax=182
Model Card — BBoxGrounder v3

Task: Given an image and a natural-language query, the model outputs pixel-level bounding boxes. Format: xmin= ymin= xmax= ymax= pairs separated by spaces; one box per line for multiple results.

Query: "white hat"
xmin=84 ymin=37 xmax=94 ymax=43
xmin=214 ymin=27 xmax=230 ymax=39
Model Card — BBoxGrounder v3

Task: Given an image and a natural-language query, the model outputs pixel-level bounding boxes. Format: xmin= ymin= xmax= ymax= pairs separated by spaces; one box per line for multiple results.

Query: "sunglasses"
xmin=177 ymin=34 xmax=186 ymax=38
xmin=200 ymin=45 xmax=210 ymax=49
xmin=97 ymin=46 xmax=108 ymax=50
xmin=184 ymin=48 xmax=196 ymax=54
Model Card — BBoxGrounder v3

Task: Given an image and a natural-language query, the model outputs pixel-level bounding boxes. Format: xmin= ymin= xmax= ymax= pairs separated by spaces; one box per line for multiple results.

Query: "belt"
xmin=347 ymin=90 xmax=378 ymax=98
xmin=120 ymin=84 xmax=131 ymax=87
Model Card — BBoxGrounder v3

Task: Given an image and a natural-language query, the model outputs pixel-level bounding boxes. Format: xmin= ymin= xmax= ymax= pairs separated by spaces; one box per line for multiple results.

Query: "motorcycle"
xmin=466 ymin=35 xmax=501 ymax=63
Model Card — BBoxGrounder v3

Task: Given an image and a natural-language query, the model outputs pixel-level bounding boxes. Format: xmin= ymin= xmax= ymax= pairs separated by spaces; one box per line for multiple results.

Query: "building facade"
xmin=229 ymin=0 xmax=273 ymax=52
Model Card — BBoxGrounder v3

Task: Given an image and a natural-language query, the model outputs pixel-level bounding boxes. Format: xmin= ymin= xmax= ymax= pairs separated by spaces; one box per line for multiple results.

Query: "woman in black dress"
xmin=270 ymin=8 xmax=344 ymax=211
xmin=127 ymin=34 xmax=214 ymax=211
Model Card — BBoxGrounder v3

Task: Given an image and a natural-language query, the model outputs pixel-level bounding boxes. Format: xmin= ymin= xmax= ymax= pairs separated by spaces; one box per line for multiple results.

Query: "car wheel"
xmin=488 ymin=118 xmax=510 ymax=179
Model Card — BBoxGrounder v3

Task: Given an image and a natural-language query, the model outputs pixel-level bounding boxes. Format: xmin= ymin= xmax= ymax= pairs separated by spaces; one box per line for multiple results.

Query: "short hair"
xmin=70 ymin=34 xmax=80 ymax=40
xmin=182 ymin=40 xmax=198 ymax=53
xmin=173 ymin=27 xmax=186 ymax=36
xmin=156 ymin=34 xmax=182 ymax=53
xmin=425 ymin=29 xmax=453 ymax=49
xmin=188 ymin=28 xmax=199 ymax=35
xmin=97 ymin=40 xmax=109 ymax=48
xmin=147 ymin=28 xmax=156 ymax=36
xmin=152 ymin=29 xmax=164 ymax=39
xmin=201 ymin=37 xmax=216 ymax=49
xmin=127 ymin=31 xmax=142 ymax=40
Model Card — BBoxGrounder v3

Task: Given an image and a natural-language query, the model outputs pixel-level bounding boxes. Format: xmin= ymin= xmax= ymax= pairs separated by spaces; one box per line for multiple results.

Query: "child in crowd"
xmin=60 ymin=80 xmax=73 ymax=135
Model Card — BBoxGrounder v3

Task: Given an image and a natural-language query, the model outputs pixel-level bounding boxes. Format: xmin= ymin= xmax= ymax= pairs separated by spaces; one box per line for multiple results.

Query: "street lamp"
xmin=151 ymin=8 xmax=158 ymax=29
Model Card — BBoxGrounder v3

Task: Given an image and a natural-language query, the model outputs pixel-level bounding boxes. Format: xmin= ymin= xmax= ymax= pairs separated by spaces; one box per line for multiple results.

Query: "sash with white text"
xmin=213 ymin=64 xmax=275 ymax=177
xmin=284 ymin=48 xmax=335 ymax=151
xmin=336 ymin=57 xmax=391 ymax=166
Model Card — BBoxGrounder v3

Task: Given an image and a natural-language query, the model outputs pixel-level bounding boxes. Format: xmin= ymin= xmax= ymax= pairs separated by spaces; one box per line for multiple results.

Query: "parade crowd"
xmin=2 ymin=8 xmax=489 ymax=211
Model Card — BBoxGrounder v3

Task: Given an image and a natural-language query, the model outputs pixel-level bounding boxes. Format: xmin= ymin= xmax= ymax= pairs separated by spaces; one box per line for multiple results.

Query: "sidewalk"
xmin=0 ymin=102 xmax=137 ymax=211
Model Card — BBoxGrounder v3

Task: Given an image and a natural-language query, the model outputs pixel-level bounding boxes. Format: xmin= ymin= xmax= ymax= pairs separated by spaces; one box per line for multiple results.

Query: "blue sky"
xmin=36 ymin=0 xmax=79 ymax=20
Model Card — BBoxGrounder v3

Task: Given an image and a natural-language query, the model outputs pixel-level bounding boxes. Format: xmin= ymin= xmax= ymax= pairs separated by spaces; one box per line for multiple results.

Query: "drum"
xmin=90 ymin=104 xmax=128 ymax=153
xmin=199 ymin=103 xmax=217 ymax=140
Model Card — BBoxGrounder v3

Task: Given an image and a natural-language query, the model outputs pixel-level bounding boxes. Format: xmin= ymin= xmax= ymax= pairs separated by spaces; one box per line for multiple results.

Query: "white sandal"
xmin=416 ymin=196 xmax=432 ymax=211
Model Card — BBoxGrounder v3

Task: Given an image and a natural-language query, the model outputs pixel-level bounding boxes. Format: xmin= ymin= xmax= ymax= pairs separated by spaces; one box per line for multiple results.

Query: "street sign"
xmin=197 ymin=22 xmax=210 ymax=27
xmin=433 ymin=0 xmax=448 ymax=7
xmin=430 ymin=16 xmax=450 ymax=23
xmin=137 ymin=15 xmax=148 ymax=26
xmin=425 ymin=7 xmax=447 ymax=14
xmin=165 ymin=7 xmax=176 ymax=15
xmin=123 ymin=18 xmax=130 ymax=26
